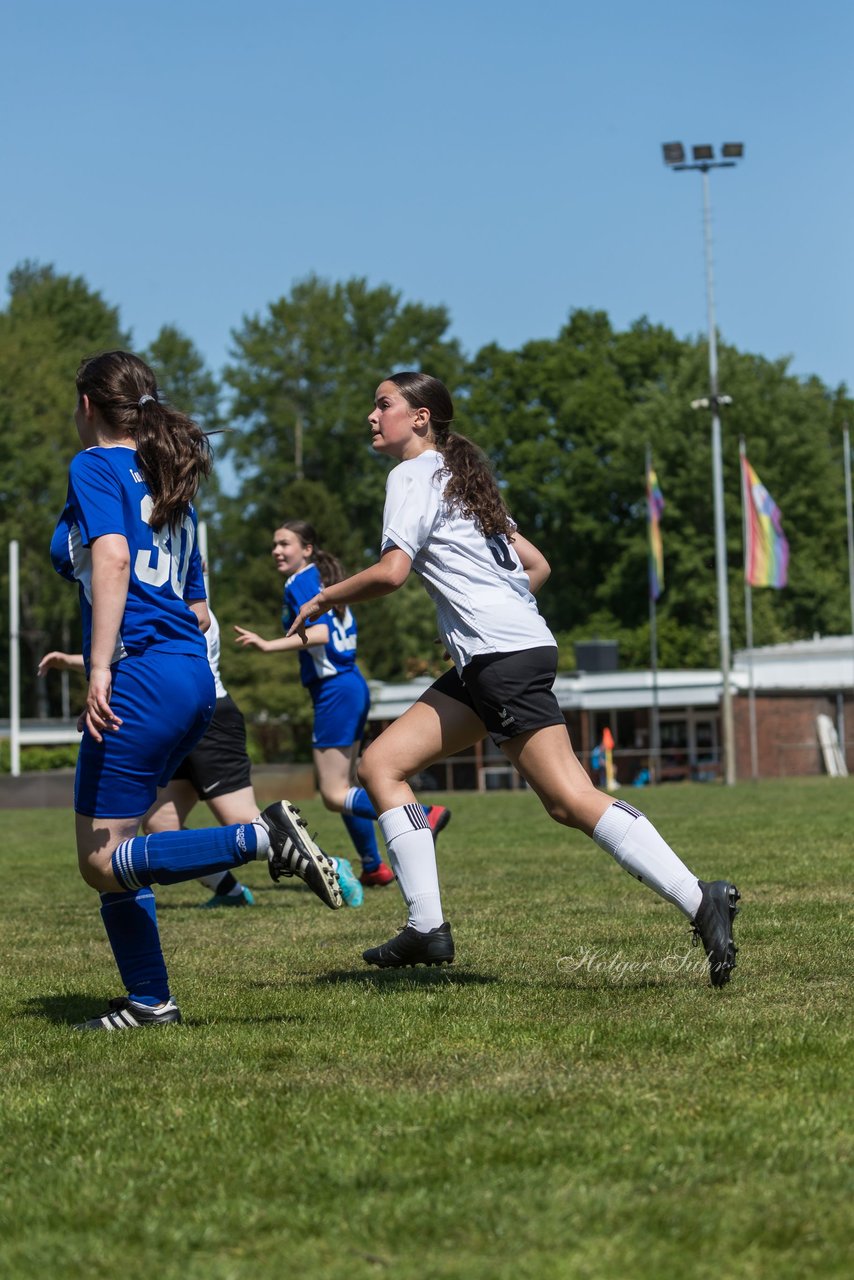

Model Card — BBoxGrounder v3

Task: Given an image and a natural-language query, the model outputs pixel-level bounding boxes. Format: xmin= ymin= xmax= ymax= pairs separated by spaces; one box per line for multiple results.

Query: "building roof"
xmin=367 ymin=635 xmax=854 ymax=719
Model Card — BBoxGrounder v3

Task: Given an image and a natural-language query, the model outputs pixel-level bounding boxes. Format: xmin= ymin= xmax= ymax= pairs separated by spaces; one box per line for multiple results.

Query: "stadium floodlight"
xmin=662 ymin=142 xmax=686 ymax=165
xmin=660 ymin=136 xmax=745 ymax=786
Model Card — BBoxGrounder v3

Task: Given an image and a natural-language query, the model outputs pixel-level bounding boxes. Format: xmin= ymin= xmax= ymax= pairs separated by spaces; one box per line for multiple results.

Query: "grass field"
xmin=0 ymin=778 xmax=851 ymax=1279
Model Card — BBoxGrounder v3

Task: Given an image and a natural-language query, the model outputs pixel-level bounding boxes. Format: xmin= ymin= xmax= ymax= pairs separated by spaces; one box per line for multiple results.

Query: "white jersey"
xmin=381 ymin=450 xmax=555 ymax=673
xmin=204 ymin=610 xmax=228 ymax=699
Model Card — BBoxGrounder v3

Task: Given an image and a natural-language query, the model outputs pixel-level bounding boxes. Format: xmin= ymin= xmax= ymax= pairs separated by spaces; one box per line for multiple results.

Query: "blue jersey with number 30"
xmin=50 ymin=446 xmax=207 ymax=673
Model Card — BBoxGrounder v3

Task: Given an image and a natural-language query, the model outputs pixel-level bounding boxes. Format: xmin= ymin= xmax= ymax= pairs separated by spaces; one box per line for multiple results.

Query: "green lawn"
xmin=0 ymin=779 xmax=851 ymax=1279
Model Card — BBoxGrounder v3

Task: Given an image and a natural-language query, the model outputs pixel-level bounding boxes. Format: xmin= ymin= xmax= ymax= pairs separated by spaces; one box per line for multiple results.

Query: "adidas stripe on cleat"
xmin=73 ymin=996 xmax=182 ymax=1031
xmin=259 ymin=801 xmax=342 ymax=909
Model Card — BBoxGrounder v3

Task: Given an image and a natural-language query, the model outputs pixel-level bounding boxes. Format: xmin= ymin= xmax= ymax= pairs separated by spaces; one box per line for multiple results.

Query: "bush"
xmin=0 ymin=740 xmax=79 ymax=772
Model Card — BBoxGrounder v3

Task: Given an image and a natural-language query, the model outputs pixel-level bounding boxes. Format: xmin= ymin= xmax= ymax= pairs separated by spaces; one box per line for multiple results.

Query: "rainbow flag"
xmin=646 ymin=464 xmax=665 ymax=601
xmin=741 ymin=456 xmax=789 ymax=588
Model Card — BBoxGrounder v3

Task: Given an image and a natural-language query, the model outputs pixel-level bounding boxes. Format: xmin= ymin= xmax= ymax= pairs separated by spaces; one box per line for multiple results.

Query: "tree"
xmin=0 ymin=263 xmax=128 ymax=716
xmin=462 ymin=309 xmax=853 ymax=667
xmin=223 ymin=275 xmax=465 ymax=536
xmin=218 ymin=276 xmax=463 ymax=684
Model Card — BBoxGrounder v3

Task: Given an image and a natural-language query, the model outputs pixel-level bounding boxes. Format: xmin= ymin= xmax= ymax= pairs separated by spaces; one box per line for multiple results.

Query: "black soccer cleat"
xmin=691 ymin=880 xmax=741 ymax=987
xmin=73 ymin=995 xmax=182 ymax=1031
xmin=363 ymin=921 xmax=455 ymax=969
xmin=259 ymin=800 xmax=342 ymax=910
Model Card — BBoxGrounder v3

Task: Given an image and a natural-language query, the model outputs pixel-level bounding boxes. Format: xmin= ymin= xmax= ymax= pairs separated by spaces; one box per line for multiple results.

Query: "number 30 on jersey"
xmin=134 ymin=496 xmax=196 ymax=594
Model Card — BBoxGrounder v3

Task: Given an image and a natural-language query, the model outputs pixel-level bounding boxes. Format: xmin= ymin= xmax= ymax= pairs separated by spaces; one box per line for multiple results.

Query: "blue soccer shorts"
xmin=309 ymin=668 xmax=371 ymax=749
xmin=74 ymin=651 xmax=216 ymax=818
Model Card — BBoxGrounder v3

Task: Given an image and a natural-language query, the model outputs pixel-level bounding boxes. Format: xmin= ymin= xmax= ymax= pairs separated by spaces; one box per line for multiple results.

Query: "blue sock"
xmin=344 ymin=786 xmax=432 ymax=824
xmin=99 ymin=889 xmax=170 ymax=1005
xmin=344 ymin=786 xmax=379 ymax=821
xmin=112 ymin=823 xmax=258 ymax=890
xmin=341 ymin=814 xmax=381 ymax=873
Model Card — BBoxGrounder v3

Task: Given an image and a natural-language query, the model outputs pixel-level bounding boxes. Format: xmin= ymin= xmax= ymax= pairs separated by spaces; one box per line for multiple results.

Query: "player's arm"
xmin=510 ymin=532 xmax=551 ymax=594
xmin=285 ymin=547 xmax=411 ymax=642
xmin=187 ymin=599 xmax=211 ymax=633
xmin=85 ymin=533 xmax=130 ymax=742
xmin=38 ymin=651 xmax=85 ymax=676
xmin=234 ymin=623 xmax=330 ymax=653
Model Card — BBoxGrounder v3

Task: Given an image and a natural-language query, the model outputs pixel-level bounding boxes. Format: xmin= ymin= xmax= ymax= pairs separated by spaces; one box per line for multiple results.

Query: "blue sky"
xmin=2 ymin=0 xmax=851 ymax=404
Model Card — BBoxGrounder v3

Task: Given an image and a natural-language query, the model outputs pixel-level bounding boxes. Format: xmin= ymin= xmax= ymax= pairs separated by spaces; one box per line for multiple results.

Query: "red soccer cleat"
xmin=360 ymin=863 xmax=396 ymax=888
xmin=425 ymin=805 xmax=451 ymax=840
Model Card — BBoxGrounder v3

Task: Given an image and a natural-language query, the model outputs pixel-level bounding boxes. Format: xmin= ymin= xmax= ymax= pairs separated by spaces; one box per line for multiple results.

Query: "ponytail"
xmin=279 ymin=520 xmax=348 ymax=619
xmin=76 ymin=350 xmax=211 ymax=531
xmin=436 ymin=431 xmax=514 ymax=538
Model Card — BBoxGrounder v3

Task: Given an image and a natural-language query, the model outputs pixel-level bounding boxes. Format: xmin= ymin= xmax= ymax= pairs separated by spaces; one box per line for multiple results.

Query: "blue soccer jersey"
xmin=51 ymin=445 xmax=207 ymax=672
xmin=282 ymin=563 xmax=358 ymax=687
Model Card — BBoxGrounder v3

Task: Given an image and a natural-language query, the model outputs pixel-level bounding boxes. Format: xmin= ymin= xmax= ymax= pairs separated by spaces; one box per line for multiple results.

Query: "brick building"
xmin=366 ymin=636 xmax=854 ymax=789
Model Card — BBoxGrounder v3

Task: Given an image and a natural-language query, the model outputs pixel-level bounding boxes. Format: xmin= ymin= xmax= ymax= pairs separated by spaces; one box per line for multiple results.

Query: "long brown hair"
xmin=387 ymin=371 xmax=513 ymax=537
xmin=279 ymin=519 xmax=348 ymax=618
xmin=76 ymin=350 xmax=212 ymax=530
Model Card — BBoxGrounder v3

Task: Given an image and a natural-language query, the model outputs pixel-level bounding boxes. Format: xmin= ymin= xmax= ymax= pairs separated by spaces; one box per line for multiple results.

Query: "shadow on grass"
xmin=155 ymin=882 xmax=313 ymax=911
xmin=20 ymin=992 xmax=118 ymax=1025
xmin=313 ymin=968 xmax=500 ymax=988
xmin=20 ymin=994 xmax=311 ymax=1029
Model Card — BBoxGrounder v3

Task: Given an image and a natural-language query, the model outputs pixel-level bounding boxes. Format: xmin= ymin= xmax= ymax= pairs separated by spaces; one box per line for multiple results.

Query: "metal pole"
xmin=9 ymin=541 xmax=21 ymax=776
xmin=702 ymin=169 xmax=736 ymax=785
xmin=844 ymin=425 xmax=854 ymax=640
xmin=844 ymin=423 xmax=854 ymax=760
xmin=198 ymin=519 xmax=210 ymax=605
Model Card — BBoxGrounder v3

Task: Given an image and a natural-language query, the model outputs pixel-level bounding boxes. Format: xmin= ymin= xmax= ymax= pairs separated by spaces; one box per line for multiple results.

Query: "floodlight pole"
xmin=666 ymin=147 xmax=740 ymax=785
xmin=701 ymin=168 xmax=736 ymax=786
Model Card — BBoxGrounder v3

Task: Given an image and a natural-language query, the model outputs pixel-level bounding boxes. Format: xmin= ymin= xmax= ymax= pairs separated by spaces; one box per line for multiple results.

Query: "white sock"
xmin=198 ymin=871 xmax=228 ymax=892
xmin=198 ymin=871 xmax=247 ymax=897
xmin=378 ymin=804 xmax=444 ymax=932
xmin=592 ymin=800 xmax=702 ymax=918
xmin=251 ymin=822 xmax=270 ymax=857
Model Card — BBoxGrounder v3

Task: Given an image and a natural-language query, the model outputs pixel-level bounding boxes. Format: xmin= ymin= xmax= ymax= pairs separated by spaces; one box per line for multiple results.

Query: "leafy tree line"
xmin=2 ymin=263 xmax=851 ymax=759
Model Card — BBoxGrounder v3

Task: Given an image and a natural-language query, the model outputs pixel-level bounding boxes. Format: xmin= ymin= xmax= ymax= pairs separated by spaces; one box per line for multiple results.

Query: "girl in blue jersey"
xmin=235 ymin=520 xmax=449 ymax=886
xmin=52 ymin=351 xmax=341 ymax=1031
xmin=286 ymin=372 xmax=740 ymax=988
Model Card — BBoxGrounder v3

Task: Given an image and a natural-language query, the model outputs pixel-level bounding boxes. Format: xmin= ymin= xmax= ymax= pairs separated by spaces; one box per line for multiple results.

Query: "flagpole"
xmin=739 ymin=439 xmax=758 ymax=781
xmin=647 ymin=444 xmax=661 ymax=784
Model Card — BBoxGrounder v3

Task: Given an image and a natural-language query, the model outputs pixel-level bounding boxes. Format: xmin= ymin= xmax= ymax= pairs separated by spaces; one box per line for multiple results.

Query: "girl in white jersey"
xmin=288 ymin=372 xmax=741 ymax=988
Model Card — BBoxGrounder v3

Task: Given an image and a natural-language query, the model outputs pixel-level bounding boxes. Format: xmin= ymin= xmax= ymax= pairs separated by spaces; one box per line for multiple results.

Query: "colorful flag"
xmin=646 ymin=464 xmax=665 ymax=601
xmin=741 ymin=456 xmax=789 ymax=588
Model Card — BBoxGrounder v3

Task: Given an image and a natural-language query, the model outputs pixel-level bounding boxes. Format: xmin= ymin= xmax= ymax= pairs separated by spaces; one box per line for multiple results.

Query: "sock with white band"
xmin=592 ymin=800 xmax=702 ymax=918
xmin=111 ymin=822 xmax=265 ymax=891
xmin=378 ymin=803 xmax=444 ymax=932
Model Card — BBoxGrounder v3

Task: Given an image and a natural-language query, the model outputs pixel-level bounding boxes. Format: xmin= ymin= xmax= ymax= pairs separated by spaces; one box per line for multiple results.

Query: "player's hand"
xmin=234 ymin=626 xmax=269 ymax=652
xmin=82 ymin=666 xmax=122 ymax=743
xmin=38 ymin=651 xmax=73 ymax=676
xmin=285 ymin=594 xmax=325 ymax=644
